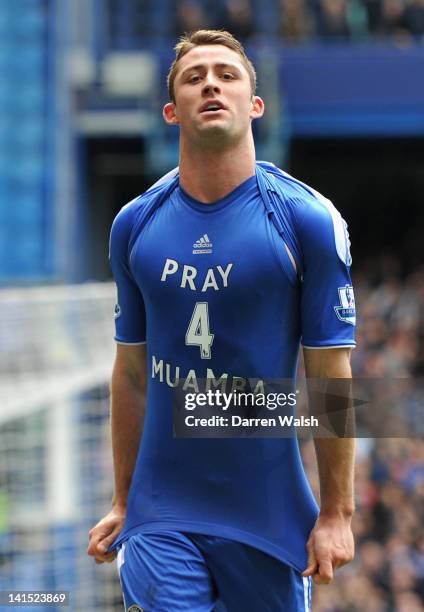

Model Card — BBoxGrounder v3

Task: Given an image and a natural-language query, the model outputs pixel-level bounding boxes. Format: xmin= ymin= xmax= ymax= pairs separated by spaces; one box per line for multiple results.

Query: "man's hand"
xmin=87 ymin=505 xmax=126 ymax=564
xmin=302 ymin=513 xmax=354 ymax=584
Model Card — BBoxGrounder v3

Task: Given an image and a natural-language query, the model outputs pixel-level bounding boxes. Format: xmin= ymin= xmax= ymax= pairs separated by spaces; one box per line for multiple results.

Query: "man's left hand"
xmin=302 ymin=513 xmax=354 ymax=585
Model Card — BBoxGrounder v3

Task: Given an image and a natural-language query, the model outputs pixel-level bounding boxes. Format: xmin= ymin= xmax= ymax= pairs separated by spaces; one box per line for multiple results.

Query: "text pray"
xmin=161 ymin=258 xmax=233 ymax=292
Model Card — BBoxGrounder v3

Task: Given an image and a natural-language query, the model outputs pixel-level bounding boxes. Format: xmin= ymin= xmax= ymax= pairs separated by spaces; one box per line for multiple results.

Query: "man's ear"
xmin=250 ymin=96 xmax=265 ymax=120
xmin=163 ymin=102 xmax=179 ymax=125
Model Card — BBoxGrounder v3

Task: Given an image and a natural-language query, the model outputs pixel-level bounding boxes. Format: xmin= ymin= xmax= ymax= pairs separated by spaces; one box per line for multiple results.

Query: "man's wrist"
xmin=111 ymin=495 xmax=128 ymax=510
xmin=318 ymin=504 xmax=355 ymax=521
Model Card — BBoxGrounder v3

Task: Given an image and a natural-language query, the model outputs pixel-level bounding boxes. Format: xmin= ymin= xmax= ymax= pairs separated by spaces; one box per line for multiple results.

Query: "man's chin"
xmin=199 ymin=120 xmax=227 ymax=132
xmin=196 ymin=122 xmax=235 ymax=143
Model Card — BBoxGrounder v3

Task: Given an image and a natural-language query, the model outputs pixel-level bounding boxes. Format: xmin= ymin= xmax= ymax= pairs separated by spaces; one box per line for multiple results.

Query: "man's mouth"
xmin=200 ymin=101 xmax=226 ymax=113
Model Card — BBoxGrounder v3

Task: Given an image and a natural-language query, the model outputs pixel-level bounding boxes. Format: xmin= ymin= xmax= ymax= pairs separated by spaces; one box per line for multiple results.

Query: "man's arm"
xmin=87 ymin=343 xmax=147 ymax=563
xmin=302 ymin=347 xmax=355 ymax=585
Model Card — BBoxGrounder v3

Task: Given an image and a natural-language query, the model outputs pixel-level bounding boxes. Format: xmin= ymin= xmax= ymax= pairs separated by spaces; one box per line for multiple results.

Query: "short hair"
xmin=167 ymin=29 xmax=257 ymax=104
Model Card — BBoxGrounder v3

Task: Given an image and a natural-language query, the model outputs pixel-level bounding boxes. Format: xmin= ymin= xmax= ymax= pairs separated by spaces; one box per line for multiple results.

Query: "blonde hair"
xmin=167 ymin=29 xmax=257 ymax=103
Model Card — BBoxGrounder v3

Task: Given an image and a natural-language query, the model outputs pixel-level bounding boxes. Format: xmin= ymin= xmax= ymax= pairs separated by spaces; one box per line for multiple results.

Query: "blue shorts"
xmin=117 ymin=531 xmax=312 ymax=611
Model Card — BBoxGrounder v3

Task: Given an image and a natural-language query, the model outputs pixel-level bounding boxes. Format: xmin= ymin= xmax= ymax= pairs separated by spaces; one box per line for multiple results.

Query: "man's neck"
xmin=178 ymin=136 xmax=256 ymax=203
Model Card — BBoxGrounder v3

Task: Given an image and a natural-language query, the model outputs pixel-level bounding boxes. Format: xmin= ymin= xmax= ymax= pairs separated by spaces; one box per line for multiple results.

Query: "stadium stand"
xmin=0 ymin=1 xmax=53 ymax=282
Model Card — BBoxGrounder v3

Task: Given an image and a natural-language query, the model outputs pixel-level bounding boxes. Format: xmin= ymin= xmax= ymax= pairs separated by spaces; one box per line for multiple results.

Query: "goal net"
xmin=0 ymin=283 xmax=124 ymax=611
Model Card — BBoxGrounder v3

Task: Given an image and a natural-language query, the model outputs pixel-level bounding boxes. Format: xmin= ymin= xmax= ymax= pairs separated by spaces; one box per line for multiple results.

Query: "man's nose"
xmin=202 ymin=75 xmax=221 ymax=95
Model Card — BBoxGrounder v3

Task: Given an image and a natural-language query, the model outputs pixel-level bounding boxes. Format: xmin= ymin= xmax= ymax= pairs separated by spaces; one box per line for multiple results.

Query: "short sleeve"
xmin=298 ymin=197 xmax=356 ymax=348
xmin=109 ymin=205 xmax=146 ymax=344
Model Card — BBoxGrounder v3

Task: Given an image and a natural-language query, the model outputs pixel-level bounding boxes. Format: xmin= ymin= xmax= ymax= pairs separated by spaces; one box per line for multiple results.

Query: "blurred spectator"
xmin=364 ymin=0 xmax=384 ymax=34
xmin=317 ymin=0 xmax=352 ymax=40
xmin=402 ymin=0 xmax=424 ymax=40
xmin=278 ymin=0 xmax=316 ymax=43
xmin=360 ymin=540 xmax=390 ymax=590
xmin=215 ymin=0 xmax=255 ymax=42
xmin=352 ymin=256 xmax=424 ymax=379
xmin=347 ymin=0 xmax=370 ymax=39
xmin=175 ymin=0 xmax=209 ymax=37
xmin=375 ymin=0 xmax=406 ymax=37
xmin=395 ymin=591 xmax=424 ymax=612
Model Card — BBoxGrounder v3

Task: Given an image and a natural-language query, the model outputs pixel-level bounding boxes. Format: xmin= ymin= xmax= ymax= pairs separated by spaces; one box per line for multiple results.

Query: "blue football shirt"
xmin=109 ymin=165 xmax=356 ymax=571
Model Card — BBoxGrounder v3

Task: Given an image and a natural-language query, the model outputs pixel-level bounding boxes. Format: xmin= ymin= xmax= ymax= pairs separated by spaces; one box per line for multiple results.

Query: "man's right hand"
xmin=87 ymin=505 xmax=126 ymax=564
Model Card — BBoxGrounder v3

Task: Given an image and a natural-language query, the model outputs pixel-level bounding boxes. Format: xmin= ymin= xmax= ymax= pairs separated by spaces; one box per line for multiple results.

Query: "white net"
xmin=0 ymin=283 xmax=124 ymax=611
xmin=0 ymin=284 xmax=116 ymax=422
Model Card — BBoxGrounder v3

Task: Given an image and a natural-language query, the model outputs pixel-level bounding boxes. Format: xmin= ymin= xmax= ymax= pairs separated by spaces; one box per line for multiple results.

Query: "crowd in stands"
xmin=353 ymin=255 xmax=424 ymax=378
xmin=305 ymin=436 xmax=424 ymax=611
xmin=174 ymin=0 xmax=424 ymax=44
xmin=302 ymin=256 xmax=424 ymax=611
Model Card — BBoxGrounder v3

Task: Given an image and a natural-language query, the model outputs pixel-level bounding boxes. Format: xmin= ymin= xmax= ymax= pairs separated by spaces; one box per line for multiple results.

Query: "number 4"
xmin=186 ymin=302 xmax=214 ymax=359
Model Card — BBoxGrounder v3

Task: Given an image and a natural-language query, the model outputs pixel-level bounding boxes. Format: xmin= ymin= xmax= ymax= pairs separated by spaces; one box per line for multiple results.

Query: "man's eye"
xmin=222 ymin=73 xmax=235 ymax=80
xmin=189 ymin=75 xmax=201 ymax=83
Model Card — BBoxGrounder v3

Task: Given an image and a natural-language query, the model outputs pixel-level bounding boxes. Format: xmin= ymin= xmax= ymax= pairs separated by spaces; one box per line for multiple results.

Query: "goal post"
xmin=0 ymin=282 xmax=123 ymax=611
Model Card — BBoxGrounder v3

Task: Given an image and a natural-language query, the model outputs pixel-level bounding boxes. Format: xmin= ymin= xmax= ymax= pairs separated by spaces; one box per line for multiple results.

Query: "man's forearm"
xmin=314 ymin=437 xmax=355 ymax=517
xmin=302 ymin=347 xmax=356 ymax=581
xmin=303 ymin=348 xmax=356 ymax=517
xmin=110 ymin=371 xmax=146 ymax=508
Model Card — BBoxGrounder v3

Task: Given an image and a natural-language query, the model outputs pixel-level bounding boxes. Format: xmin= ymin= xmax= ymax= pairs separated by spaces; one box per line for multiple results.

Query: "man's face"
xmin=163 ymin=45 xmax=264 ymax=147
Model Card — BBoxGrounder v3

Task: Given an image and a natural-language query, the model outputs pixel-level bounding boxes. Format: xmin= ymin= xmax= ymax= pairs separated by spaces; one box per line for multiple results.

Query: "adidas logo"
xmin=193 ymin=234 xmax=212 ymax=254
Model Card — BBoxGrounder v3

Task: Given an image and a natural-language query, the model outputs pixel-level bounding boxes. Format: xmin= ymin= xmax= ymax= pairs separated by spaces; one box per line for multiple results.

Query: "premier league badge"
xmin=334 ymin=285 xmax=356 ymax=325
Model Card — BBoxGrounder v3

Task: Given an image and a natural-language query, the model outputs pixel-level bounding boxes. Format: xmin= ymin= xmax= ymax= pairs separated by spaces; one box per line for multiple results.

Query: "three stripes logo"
xmin=193 ymin=233 xmax=212 ymax=254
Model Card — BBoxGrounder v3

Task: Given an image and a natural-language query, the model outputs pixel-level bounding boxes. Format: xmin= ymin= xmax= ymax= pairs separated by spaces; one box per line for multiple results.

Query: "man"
xmin=87 ymin=30 xmax=356 ymax=611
